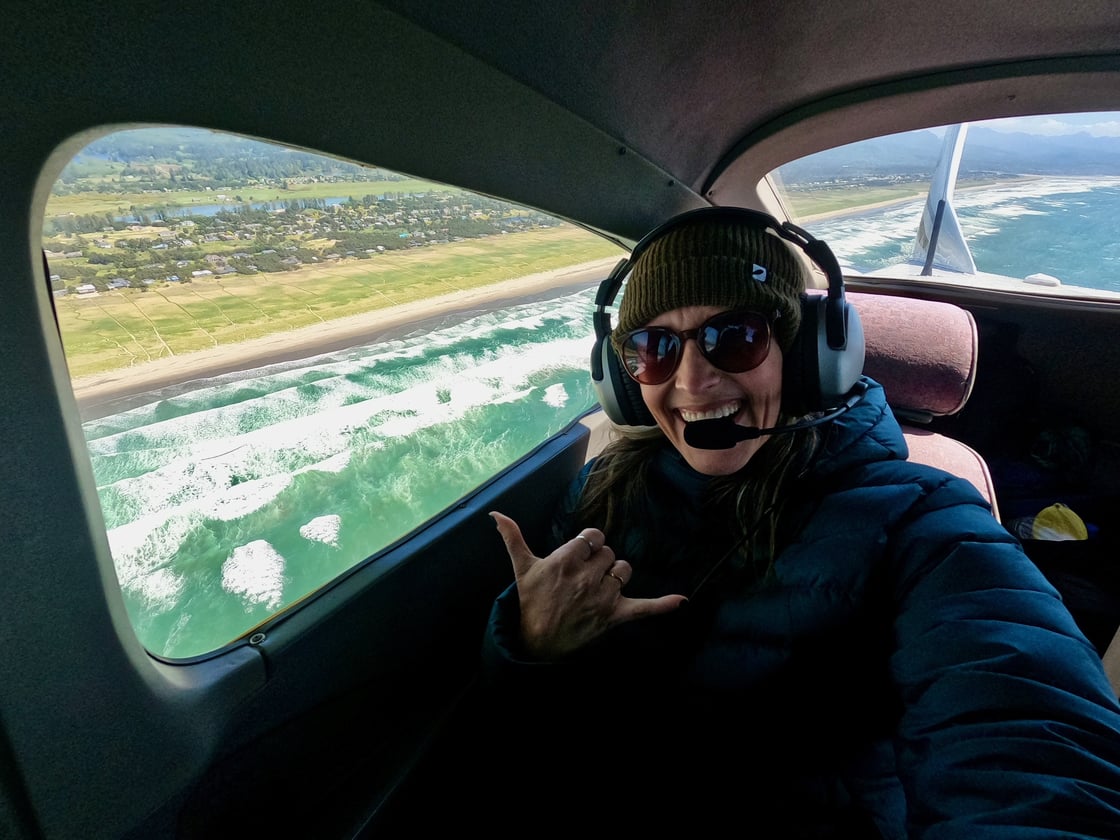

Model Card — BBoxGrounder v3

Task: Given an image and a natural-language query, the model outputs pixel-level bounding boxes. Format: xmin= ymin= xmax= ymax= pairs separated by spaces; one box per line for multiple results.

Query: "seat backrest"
xmin=850 ymin=292 xmax=1000 ymax=521
xmin=853 ymin=293 xmax=1120 ymax=695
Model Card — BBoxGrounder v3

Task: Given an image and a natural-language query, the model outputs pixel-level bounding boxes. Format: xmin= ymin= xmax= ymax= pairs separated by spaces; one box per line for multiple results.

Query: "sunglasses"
xmin=618 ymin=310 xmax=773 ymax=386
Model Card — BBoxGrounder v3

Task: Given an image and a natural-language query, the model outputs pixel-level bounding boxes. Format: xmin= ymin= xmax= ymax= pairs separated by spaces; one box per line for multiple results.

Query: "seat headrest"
xmin=849 ymin=292 xmax=978 ymax=421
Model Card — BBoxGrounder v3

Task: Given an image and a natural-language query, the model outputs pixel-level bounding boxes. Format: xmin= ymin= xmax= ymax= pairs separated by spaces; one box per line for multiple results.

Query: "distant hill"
xmin=60 ymin=127 xmax=390 ymax=189
xmin=778 ymin=125 xmax=1120 ymax=184
xmin=960 ymin=126 xmax=1120 ymax=175
xmin=72 ymin=123 xmax=1120 ymax=188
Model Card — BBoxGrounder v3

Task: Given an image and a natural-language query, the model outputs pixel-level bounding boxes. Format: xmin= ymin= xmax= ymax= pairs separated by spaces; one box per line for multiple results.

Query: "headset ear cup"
xmin=783 ymin=295 xmax=822 ymax=415
xmin=591 ymin=336 xmax=655 ymax=426
xmin=783 ymin=295 xmax=865 ymax=414
xmin=615 ymin=355 xmax=654 ymax=426
xmin=822 ymin=301 xmax=864 ymax=404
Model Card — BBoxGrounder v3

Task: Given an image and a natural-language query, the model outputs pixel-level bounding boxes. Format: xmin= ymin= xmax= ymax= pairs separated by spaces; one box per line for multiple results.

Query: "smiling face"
xmin=639 ymin=305 xmax=784 ymax=476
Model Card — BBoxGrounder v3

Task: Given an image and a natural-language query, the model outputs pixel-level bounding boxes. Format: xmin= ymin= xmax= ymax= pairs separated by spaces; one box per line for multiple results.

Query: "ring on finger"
xmin=575 ymin=533 xmax=596 ymax=556
xmin=605 ymin=571 xmax=624 ymax=587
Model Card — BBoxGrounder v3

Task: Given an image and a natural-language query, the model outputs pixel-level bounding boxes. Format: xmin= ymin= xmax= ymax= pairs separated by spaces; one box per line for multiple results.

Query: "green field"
xmin=782 ymin=177 xmax=1016 ymax=219
xmin=782 ymin=184 xmax=927 ymax=219
xmin=57 ymin=226 xmax=619 ymax=379
xmin=46 ymin=177 xmax=463 ymax=219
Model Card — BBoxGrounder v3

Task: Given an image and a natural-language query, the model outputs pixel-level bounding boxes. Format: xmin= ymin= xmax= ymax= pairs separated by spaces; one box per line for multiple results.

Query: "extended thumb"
xmin=490 ymin=511 xmax=533 ymax=573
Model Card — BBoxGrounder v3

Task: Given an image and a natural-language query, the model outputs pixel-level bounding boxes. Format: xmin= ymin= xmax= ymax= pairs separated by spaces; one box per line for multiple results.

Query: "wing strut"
xmin=911 ymin=124 xmax=976 ymax=275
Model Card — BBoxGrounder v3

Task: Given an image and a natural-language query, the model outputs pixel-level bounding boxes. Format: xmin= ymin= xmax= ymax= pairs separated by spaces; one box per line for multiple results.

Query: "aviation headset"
xmin=590 ymin=206 xmax=865 ymax=427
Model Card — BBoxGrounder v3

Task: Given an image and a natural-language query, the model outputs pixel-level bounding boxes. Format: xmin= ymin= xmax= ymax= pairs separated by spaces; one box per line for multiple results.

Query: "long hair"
xmin=572 ymin=416 xmax=821 ymax=586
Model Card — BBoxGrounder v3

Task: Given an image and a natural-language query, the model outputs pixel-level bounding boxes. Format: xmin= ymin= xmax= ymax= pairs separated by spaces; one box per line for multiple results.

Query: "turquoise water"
xmin=84 ymin=289 xmax=601 ymax=658
xmin=84 ymin=178 xmax=1119 ymax=659
xmin=812 ymin=177 xmax=1120 ymax=292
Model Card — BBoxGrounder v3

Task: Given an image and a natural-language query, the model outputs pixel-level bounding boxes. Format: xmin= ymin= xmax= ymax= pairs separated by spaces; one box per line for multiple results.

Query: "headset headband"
xmin=589 ymin=206 xmax=864 ymax=427
xmin=594 ymin=207 xmax=849 ymax=349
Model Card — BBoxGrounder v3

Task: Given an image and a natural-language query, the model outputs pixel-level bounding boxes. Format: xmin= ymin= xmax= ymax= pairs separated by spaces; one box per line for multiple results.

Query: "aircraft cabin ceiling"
xmin=9 ymin=1 xmax=1120 ymax=243
xmin=379 ymin=0 xmax=1120 ymax=216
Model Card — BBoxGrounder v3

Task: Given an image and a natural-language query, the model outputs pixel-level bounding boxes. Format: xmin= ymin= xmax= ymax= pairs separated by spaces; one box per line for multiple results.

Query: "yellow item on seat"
xmin=1031 ymin=503 xmax=1088 ymax=541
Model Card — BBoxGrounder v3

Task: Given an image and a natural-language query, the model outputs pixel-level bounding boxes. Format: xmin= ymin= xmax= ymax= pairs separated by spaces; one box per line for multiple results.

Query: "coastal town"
xmin=44 ymin=189 xmax=563 ymax=298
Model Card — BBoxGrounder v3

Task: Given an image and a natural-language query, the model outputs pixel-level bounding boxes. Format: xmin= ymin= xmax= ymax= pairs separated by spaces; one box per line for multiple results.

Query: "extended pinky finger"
xmin=614 ymin=593 xmax=688 ymax=623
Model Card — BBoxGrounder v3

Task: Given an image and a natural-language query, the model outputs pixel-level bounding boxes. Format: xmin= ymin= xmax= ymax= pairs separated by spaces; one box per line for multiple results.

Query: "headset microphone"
xmin=683 ymin=382 xmax=869 ymax=450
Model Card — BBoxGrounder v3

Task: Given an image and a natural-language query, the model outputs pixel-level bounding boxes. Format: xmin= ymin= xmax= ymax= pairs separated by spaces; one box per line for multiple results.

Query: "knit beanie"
xmin=611 ymin=215 xmax=807 ymax=354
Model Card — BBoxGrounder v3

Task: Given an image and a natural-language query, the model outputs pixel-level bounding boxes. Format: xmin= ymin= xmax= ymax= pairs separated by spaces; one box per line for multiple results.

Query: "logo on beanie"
xmin=753 ymin=264 xmax=768 ymax=283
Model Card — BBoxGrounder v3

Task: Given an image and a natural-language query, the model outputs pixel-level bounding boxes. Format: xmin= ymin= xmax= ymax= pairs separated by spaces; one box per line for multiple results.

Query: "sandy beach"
xmin=795 ymin=176 xmax=1042 ymax=224
xmin=73 ymin=257 xmax=620 ymax=419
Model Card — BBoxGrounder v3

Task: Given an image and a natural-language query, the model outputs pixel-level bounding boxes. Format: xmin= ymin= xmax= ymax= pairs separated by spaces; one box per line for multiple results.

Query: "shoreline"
xmin=798 ymin=193 xmax=925 ymax=224
xmin=72 ymin=257 xmax=618 ymax=420
xmin=795 ymin=175 xmax=1045 ymax=224
xmin=68 ymin=174 xmax=1055 ymax=421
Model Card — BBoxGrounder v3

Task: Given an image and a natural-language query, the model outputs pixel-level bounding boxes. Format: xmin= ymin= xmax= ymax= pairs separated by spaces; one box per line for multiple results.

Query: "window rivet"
xmin=249 ymin=632 xmax=266 ymax=645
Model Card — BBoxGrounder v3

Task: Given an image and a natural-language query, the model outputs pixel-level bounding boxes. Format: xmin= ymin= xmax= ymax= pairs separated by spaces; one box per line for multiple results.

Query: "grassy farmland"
xmin=782 ymin=184 xmax=927 ymax=219
xmin=45 ymin=177 xmax=462 ymax=219
xmin=781 ymin=176 xmax=1021 ymax=220
xmin=56 ymin=226 xmax=619 ymax=380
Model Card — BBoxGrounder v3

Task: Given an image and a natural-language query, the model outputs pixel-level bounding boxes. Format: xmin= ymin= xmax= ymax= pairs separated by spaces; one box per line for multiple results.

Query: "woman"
xmin=482 ymin=209 xmax=1120 ymax=837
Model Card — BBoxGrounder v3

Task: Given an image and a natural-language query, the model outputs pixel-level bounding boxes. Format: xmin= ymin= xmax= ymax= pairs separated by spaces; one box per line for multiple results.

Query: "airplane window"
xmin=44 ymin=126 xmax=622 ymax=660
xmin=770 ymin=113 xmax=1120 ymax=300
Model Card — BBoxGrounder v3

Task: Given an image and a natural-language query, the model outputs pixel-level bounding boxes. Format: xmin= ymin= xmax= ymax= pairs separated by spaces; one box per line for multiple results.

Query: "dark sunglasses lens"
xmin=621 ymin=329 xmax=680 ymax=385
xmin=700 ymin=312 xmax=770 ymax=372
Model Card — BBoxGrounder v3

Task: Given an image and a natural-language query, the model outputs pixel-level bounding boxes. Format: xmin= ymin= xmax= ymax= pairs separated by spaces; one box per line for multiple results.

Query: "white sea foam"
xmin=200 ymin=474 xmax=294 ymax=522
xmin=812 ymin=201 xmax=924 ymax=263
xmin=95 ymin=390 xmax=386 ymax=524
xmin=985 ymin=205 xmax=1048 ymax=218
xmin=308 ymin=451 xmax=351 ymax=473
xmin=544 ymin=383 xmax=569 ymax=407
xmin=93 ymin=289 xmax=593 ymax=634
xmin=300 ymin=514 xmax=342 ymax=547
xmin=163 ymin=612 xmax=193 ymax=655
xmin=130 ymin=566 xmax=187 ymax=614
xmin=107 ymin=510 xmax=196 ymax=609
xmin=102 ymin=447 xmax=356 ymax=614
xmin=88 ymin=290 xmax=598 ymax=623
xmin=222 ymin=540 xmax=286 ymax=610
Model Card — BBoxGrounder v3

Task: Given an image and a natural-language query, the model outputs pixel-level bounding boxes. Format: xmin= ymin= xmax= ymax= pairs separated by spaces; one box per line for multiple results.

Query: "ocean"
xmin=82 ymin=177 xmax=1120 ymax=659
xmin=814 ymin=177 xmax=1120 ymax=291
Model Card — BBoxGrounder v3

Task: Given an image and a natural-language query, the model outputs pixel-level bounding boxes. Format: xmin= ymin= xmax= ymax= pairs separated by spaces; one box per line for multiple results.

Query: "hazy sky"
xmin=984 ymin=113 xmax=1120 ymax=137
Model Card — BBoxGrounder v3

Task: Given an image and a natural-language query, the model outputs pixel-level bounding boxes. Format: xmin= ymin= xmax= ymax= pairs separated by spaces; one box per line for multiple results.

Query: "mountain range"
xmin=779 ymin=125 xmax=1120 ymax=183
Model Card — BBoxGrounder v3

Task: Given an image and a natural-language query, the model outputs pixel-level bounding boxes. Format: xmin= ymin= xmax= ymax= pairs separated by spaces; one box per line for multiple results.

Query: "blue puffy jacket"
xmin=482 ymin=380 xmax=1120 ymax=838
